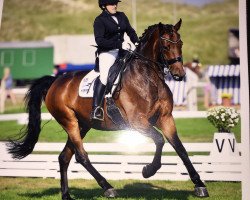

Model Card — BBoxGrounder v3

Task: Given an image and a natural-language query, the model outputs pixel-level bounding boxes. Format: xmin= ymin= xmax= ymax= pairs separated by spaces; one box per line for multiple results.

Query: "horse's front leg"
xmin=134 ymin=122 xmax=165 ymax=178
xmin=157 ymin=114 xmax=209 ymax=197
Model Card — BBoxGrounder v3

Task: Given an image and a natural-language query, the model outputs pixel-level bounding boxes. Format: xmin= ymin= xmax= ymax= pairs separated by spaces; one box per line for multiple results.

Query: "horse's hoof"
xmin=142 ymin=163 xmax=161 ymax=178
xmin=62 ymin=194 xmax=74 ymax=200
xmin=104 ymin=188 xmax=118 ymax=198
xmin=194 ymin=187 xmax=209 ymax=197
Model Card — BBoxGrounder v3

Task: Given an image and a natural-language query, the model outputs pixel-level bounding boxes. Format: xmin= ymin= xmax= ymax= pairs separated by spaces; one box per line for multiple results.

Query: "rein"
xmin=130 ymin=50 xmax=164 ymax=69
xmin=129 ymin=50 xmax=167 ymax=81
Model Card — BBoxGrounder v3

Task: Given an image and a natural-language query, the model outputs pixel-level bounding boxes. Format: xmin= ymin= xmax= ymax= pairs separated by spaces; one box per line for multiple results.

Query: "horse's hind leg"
xmin=59 ymin=139 xmax=75 ymax=200
xmin=59 ymin=126 xmax=90 ymax=200
xmin=157 ymin=114 xmax=209 ymax=197
xmin=58 ymin=111 xmax=117 ymax=198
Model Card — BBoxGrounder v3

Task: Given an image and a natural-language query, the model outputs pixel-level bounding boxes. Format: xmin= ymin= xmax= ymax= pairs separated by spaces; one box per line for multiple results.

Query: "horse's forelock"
xmin=163 ymin=24 xmax=174 ymax=35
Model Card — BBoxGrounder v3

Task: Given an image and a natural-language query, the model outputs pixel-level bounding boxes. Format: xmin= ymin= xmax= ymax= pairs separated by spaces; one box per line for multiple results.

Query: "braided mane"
xmin=138 ymin=23 xmax=174 ymax=47
xmin=138 ymin=24 xmax=158 ymax=44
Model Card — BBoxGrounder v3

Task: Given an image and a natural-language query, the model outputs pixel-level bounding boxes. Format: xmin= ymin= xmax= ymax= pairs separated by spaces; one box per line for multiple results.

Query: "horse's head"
xmin=158 ymin=19 xmax=185 ymax=81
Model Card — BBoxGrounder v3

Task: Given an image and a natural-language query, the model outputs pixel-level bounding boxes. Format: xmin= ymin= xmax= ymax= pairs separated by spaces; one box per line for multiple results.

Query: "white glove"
xmin=130 ymin=43 xmax=136 ymax=51
xmin=122 ymin=42 xmax=131 ymax=50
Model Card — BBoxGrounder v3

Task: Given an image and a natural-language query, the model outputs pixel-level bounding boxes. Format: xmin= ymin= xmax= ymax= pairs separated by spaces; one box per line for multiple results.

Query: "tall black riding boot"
xmin=91 ymin=77 xmax=106 ymax=121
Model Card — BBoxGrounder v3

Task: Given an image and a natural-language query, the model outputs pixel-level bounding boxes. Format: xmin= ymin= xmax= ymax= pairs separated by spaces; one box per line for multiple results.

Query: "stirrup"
xmin=92 ymin=106 xmax=104 ymax=121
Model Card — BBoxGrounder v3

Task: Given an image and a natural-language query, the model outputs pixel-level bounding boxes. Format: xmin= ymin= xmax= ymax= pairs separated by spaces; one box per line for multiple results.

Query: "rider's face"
xmin=106 ymin=4 xmax=118 ymax=14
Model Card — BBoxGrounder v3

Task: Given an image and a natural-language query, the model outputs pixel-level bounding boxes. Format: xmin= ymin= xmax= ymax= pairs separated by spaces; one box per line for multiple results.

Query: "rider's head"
xmin=98 ymin=0 xmax=121 ymax=13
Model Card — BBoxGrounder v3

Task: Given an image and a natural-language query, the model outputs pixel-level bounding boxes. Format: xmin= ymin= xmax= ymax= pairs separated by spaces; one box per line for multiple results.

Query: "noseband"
xmin=159 ymin=35 xmax=183 ymax=72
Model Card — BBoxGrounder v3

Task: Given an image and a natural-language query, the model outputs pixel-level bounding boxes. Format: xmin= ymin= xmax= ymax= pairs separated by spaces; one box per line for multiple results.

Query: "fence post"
xmin=0 ymin=0 xmax=4 ymax=28
xmin=239 ymin=0 xmax=250 ymax=199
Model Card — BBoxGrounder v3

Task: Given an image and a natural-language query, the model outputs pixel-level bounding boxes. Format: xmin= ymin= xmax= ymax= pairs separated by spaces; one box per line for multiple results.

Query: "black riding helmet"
xmin=98 ymin=0 xmax=121 ymax=9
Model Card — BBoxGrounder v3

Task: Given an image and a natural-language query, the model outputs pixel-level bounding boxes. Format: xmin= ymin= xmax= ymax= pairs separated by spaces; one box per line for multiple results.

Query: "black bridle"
xmin=159 ymin=35 xmax=183 ymax=73
xmin=130 ymin=33 xmax=183 ymax=76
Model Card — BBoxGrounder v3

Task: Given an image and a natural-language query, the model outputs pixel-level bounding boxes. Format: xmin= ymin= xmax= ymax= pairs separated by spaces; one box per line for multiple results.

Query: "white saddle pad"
xmin=79 ymin=70 xmax=99 ymax=97
xmin=79 ymin=70 xmax=119 ymax=98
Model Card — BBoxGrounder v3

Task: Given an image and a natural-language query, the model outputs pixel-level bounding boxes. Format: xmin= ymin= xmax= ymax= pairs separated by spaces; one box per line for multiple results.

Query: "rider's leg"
xmin=99 ymin=49 xmax=119 ymax=85
xmin=91 ymin=49 xmax=119 ymax=121
xmin=91 ymin=77 xmax=106 ymax=120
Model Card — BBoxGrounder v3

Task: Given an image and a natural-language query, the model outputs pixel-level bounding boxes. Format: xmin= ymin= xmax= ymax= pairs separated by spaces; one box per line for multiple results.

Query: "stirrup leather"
xmin=92 ymin=106 xmax=104 ymax=121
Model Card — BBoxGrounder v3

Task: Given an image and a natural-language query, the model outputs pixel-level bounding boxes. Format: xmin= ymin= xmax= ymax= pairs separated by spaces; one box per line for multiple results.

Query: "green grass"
xmin=0 ymin=0 xmax=239 ymax=65
xmin=1 ymin=97 xmax=49 ymax=114
xmin=0 ymin=177 xmax=241 ymax=200
xmin=0 ymin=118 xmax=241 ymax=143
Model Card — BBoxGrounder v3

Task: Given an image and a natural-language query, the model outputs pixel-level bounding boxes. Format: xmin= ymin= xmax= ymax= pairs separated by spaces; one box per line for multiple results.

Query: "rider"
xmin=91 ymin=0 xmax=139 ymax=121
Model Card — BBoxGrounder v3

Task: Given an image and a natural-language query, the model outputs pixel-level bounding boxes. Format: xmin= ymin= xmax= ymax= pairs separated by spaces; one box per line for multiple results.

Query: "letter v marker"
xmin=228 ymin=139 xmax=235 ymax=152
xmin=216 ymin=139 xmax=225 ymax=153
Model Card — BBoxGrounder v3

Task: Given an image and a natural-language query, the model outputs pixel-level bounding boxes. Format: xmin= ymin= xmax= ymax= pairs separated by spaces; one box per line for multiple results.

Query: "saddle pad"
xmin=79 ymin=70 xmax=119 ymax=98
xmin=79 ymin=70 xmax=99 ymax=97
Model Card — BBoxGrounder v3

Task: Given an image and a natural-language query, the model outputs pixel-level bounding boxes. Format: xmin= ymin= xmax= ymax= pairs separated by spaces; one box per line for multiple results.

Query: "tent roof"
xmin=208 ymin=65 xmax=240 ymax=77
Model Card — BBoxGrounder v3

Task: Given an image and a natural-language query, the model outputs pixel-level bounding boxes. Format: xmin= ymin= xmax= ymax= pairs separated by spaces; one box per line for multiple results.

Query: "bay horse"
xmin=7 ymin=19 xmax=209 ymax=199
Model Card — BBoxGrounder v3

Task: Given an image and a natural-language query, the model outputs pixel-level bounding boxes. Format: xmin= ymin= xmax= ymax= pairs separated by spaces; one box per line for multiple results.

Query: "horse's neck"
xmin=127 ymin=44 xmax=164 ymax=84
xmin=137 ymin=41 xmax=159 ymax=64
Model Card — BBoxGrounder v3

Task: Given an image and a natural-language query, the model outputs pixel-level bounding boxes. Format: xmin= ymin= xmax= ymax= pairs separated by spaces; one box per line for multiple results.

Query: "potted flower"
xmin=221 ymin=93 xmax=232 ymax=107
xmin=207 ymin=106 xmax=240 ymax=157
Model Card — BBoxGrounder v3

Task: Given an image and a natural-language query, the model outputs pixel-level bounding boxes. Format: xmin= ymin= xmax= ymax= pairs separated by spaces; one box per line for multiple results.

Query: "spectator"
xmin=0 ymin=67 xmax=16 ymax=112
xmin=203 ymin=72 xmax=217 ymax=109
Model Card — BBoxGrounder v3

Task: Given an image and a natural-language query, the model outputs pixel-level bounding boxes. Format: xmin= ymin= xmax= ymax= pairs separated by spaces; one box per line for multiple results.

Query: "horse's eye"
xmin=164 ymin=45 xmax=170 ymax=50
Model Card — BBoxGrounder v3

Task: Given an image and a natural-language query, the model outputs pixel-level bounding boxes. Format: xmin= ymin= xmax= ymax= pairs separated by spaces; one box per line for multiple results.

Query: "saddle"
xmin=97 ymin=50 xmax=133 ymax=95
xmin=106 ymin=51 xmax=134 ymax=128
xmin=79 ymin=50 xmax=133 ymax=128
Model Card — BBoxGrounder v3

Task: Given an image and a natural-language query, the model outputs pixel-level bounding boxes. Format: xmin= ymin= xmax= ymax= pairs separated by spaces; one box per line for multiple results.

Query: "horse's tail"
xmin=7 ymin=75 xmax=57 ymax=159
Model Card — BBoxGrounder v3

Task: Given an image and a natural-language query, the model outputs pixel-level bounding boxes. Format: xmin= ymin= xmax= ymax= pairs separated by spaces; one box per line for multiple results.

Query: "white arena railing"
xmin=0 ymin=142 xmax=242 ymax=181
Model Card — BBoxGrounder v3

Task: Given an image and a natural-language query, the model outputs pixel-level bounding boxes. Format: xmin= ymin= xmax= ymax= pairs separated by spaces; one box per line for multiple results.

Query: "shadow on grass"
xmin=20 ymin=182 xmax=193 ymax=200
xmin=118 ymin=182 xmax=192 ymax=200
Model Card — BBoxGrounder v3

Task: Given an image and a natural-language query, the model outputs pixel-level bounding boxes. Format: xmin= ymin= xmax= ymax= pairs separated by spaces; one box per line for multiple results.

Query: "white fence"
xmin=0 ymin=142 xmax=242 ymax=181
xmin=0 ymin=111 xmax=207 ymax=125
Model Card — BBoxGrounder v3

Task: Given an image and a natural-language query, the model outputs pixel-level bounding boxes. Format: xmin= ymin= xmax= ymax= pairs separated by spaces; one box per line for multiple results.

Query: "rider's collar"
xmin=104 ymin=10 xmax=117 ymax=16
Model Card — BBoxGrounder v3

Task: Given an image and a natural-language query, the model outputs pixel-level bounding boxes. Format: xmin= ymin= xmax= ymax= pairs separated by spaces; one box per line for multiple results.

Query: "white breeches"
xmin=99 ymin=49 xmax=119 ymax=85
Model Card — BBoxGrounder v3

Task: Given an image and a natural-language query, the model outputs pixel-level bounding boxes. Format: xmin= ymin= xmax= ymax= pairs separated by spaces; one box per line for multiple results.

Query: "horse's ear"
xmin=174 ymin=18 xmax=182 ymax=31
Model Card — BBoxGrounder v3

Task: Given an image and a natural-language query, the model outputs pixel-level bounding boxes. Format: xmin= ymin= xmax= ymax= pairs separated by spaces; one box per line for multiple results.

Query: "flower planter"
xmin=210 ymin=132 xmax=240 ymax=157
xmin=207 ymin=106 xmax=240 ymax=159
xmin=222 ymin=97 xmax=232 ymax=107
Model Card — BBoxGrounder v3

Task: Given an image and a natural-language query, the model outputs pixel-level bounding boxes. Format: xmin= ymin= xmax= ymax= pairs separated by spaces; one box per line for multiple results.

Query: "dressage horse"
xmin=8 ymin=19 xmax=209 ymax=199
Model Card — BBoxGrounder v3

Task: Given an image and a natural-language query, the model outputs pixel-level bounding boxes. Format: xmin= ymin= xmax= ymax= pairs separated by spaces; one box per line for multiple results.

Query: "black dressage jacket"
xmin=93 ymin=11 xmax=139 ymax=52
